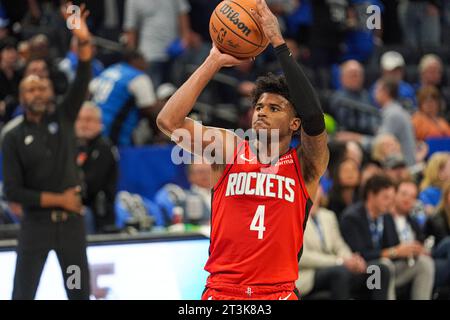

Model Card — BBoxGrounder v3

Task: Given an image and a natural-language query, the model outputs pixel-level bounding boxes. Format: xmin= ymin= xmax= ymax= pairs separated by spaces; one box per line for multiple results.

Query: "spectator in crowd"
xmin=418 ymin=54 xmax=444 ymax=89
xmin=298 ymin=186 xmax=391 ymax=300
xmin=371 ymin=133 xmax=403 ymax=164
xmin=20 ymin=1 xmax=67 ymax=58
xmin=0 ymin=37 xmax=21 ymax=125
xmin=381 ymin=155 xmax=411 ymax=184
xmin=426 ymin=181 xmax=450 ymax=245
xmin=75 ymin=101 xmax=118 ymax=234
xmin=184 ymin=163 xmax=211 ymax=225
xmin=412 ymin=86 xmax=450 ymax=141
xmin=123 ymin=0 xmax=201 ymax=87
xmin=372 ymin=51 xmax=416 ymax=111
xmin=392 ymin=179 xmax=450 ymax=294
xmin=17 ymin=40 xmax=30 ymax=69
xmin=328 ymin=158 xmax=361 ymax=220
xmin=89 ymin=49 xmax=157 ymax=146
xmin=419 ymin=152 xmax=450 ymax=215
xmin=400 ymin=0 xmax=441 ymax=48
xmin=59 ymin=36 xmax=104 ymax=83
xmin=374 ymin=77 xmax=417 ymax=166
xmin=330 ymin=60 xmax=380 ymax=135
xmin=1 ymin=3 xmax=93 ymax=299
xmin=343 ymin=0 xmax=384 ymax=63
xmin=360 ymin=160 xmax=383 ymax=187
xmin=24 ymin=57 xmax=68 ymax=98
xmin=341 ymin=175 xmax=435 ymax=299
xmin=335 ymin=77 xmax=417 ymax=166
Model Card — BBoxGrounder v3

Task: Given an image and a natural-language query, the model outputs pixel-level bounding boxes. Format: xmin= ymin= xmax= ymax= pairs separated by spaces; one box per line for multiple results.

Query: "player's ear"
xmin=290 ymin=117 xmax=301 ymax=132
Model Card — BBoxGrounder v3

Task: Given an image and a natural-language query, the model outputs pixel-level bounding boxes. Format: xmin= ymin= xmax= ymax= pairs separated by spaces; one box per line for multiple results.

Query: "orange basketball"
xmin=209 ymin=0 xmax=269 ymax=59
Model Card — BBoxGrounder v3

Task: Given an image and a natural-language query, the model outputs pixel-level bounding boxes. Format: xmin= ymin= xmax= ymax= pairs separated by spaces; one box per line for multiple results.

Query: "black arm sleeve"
xmin=275 ymin=43 xmax=325 ymax=136
xmin=59 ymin=60 xmax=92 ymax=122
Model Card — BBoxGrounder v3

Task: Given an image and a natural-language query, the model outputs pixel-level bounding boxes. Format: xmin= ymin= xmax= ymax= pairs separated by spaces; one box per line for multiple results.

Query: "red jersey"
xmin=204 ymin=140 xmax=312 ymax=292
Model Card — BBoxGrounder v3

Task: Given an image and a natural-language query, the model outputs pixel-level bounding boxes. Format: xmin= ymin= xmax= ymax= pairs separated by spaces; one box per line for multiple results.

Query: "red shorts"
xmin=201 ymin=283 xmax=299 ymax=300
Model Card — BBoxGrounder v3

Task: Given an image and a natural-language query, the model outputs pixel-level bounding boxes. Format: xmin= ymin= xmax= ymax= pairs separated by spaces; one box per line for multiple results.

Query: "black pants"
xmin=312 ymin=261 xmax=391 ymax=300
xmin=12 ymin=213 xmax=90 ymax=300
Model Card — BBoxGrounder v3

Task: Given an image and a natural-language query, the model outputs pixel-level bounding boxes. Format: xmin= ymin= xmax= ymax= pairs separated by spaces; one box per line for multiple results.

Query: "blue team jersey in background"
xmin=92 ymin=63 xmax=144 ymax=146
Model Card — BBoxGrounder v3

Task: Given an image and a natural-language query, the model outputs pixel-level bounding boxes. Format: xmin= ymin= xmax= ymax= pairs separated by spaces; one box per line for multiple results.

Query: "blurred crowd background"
xmin=0 ymin=0 xmax=450 ymax=300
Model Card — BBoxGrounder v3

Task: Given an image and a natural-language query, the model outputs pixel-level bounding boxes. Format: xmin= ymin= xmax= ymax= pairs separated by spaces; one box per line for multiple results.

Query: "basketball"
xmin=209 ymin=0 xmax=269 ymax=59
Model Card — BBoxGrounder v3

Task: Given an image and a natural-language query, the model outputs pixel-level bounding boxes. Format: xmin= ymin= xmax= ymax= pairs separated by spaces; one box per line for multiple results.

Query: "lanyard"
xmin=369 ymin=215 xmax=384 ymax=249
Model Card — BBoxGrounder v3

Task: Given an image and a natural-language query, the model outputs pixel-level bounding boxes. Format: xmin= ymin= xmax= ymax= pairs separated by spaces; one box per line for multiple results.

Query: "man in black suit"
xmin=392 ymin=179 xmax=450 ymax=295
xmin=341 ymin=175 xmax=434 ymax=300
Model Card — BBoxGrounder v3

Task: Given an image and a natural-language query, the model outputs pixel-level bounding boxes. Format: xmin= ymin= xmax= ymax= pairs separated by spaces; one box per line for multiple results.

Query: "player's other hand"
xmin=250 ymin=0 xmax=284 ymax=47
xmin=208 ymin=44 xmax=248 ymax=68
xmin=60 ymin=186 xmax=83 ymax=214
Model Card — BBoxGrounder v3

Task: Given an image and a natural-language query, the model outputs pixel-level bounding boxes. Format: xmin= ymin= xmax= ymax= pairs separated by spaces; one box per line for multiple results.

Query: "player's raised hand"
xmin=209 ymin=44 xmax=248 ymax=68
xmin=61 ymin=1 xmax=92 ymax=42
xmin=250 ymin=0 xmax=284 ymax=47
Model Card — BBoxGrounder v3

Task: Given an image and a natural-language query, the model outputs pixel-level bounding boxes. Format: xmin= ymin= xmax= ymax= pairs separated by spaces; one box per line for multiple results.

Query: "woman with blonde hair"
xmin=426 ymin=182 xmax=450 ymax=245
xmin=425 ymin=181 xmax=450 ymax=293
xmin=419 ymin=152 xmax=450 ymax=215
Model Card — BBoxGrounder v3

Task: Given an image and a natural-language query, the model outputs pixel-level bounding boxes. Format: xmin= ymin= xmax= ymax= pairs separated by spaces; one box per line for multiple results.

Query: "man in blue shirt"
xmin=89 ymin=50 xmax=157 ymax=146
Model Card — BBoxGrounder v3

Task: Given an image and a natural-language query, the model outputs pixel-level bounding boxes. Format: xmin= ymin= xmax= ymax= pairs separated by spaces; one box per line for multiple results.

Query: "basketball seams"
xmin=213 ymin=31 xmax=263 ymax=57
xmin=212 ymin=10 xmax=263 ymax=48
xmin=227 ymin=0 xmax=265 ymax=46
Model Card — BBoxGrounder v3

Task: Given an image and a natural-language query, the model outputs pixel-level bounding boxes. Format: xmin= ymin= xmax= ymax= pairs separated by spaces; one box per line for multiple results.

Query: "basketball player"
xmin=157 ymin=0 xmax=329 ymax=300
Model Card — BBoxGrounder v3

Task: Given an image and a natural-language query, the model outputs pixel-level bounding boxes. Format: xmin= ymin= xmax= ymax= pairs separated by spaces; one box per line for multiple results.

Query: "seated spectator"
xmin=371 ymin=51 xmax=416 ymax=111
xmin=360 ymin=160 xmax=383 ymax=188
xmin=89 ymin=50 xmax=158 ymax=146
xmin=418 ymin=54 xmax=444 ymax=90
xmin=330 ymin=60 xmax=380 ymax=135
xmin=381 ymin=155 xmax=411 ymax=184
xmin=341 ymin=175 xmax=435 ymax=299
xmin=59 ymin=37 xmax=104 ymax=83
xmin=154 ymin=163 xmax=211 ymax=227
xmin=75 ymin=102 xmax=119 ymax=233
xmin=298 ymin=186 xmax=390 ymax=300
xmin=419 ymin=152 xmax=450 ymax=214
xmin=392 ymin=179 xmax=450 ymax=293
xmin=371 ymin=133 xmax=403 ymax=164
xmin=425 ymin=181 xmax=450 ymax=245
xmin=328 ymin=158 xmax=361 ymax=220
xmin=412 ymin=86 xmax=450 ymax=141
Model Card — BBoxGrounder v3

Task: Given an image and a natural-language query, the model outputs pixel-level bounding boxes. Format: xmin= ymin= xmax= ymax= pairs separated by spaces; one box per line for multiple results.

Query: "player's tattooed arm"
xmin=298 ymin=130 xmax=329 ymax=198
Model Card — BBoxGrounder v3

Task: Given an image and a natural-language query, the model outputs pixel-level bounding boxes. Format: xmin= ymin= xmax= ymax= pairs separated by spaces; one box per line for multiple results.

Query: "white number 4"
xmin=250 ymin=205 xmax=266 ymax=240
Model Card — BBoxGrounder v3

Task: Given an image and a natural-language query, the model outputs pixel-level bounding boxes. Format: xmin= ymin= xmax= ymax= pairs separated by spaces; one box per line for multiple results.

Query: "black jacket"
xmin=78 ymin=135 xmax=118 ymax=231
xmin=340 ymin=201 xmax=400 ymax=261
xmin=425 ymin=209 xmax=450 ymax=245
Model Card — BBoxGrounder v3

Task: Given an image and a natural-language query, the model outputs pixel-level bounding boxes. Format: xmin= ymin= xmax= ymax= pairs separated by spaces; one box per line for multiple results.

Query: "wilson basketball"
xmin=209 ymin=0 xmax=269 ymax=59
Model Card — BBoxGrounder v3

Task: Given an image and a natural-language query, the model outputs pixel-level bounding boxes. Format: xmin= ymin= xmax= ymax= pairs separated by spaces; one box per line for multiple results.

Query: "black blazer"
xmin=425 ymin=209 xmax=450 ymax=245
xmin=340 ymin=202 xmax=400 ymax=261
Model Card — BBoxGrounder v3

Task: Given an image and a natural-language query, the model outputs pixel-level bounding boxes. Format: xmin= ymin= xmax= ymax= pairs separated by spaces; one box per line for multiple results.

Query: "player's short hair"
xmin=251 ymin=73 xmax=297 ymax=116
xmin=362 ymin=174 xmax=395 ymax=201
